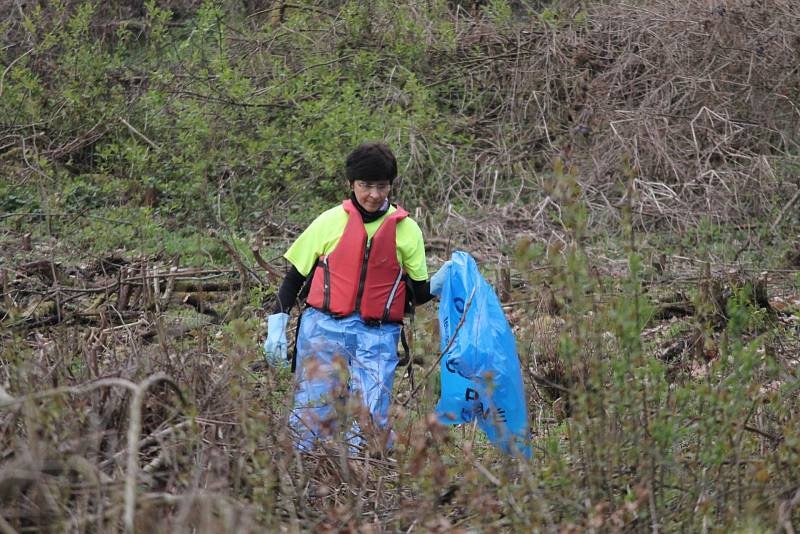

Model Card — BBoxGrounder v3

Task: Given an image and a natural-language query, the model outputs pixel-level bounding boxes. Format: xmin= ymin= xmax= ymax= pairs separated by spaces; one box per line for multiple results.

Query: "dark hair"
xmin=345 ymin=142 xmax=398 ymax=183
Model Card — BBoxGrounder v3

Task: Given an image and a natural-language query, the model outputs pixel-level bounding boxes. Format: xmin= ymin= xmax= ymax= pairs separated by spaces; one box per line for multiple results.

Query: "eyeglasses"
xmin=354 ymin=181 xmax=391 ymax=193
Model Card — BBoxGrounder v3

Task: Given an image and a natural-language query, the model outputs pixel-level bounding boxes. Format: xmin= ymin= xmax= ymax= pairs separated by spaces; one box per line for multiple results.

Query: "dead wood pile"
xmin=0 ymin=255 xmax=245 ymax=336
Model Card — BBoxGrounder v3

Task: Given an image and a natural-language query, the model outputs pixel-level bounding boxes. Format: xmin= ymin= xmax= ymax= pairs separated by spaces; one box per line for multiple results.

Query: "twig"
xmin=122 ymin=374 xmax=184 ymax=533
xmin=474 ymin=460 xmax=501 ymax=486
xmin=96 ymin=419 xmax=192 ymax=470
xmin=0 ymin=47 xmax=33 ymax=100
xmin=207 ymin=229 xmax=265 ymax=287
xmin=119 ymin=117 xmax=162 ymax=153
xmin=247 ymin=2 xmax=338 ymax=18
xmin=742 ymin=424 xmax=783 ymax=444
xmin=772 ymin=186 xmax=800 ymax=231
xmin=0 ymin=211 xmax=133 ymax=224
xmin=251 ymin=247 xmax=283 ymax=281
xmin=779 ymin=486 xmax=800 ymax=534
xmin=251 ymin=54 xmax=356 ymax=97
xmin=0 ymin=513 xmax=18 ymax=534
xmin=528 ymin=372 xmax=573 ymax=394
xmin=160 ymin=263 xmax=178 ymax=310
xmin=401 ymin=287 xmax=477 ymax=407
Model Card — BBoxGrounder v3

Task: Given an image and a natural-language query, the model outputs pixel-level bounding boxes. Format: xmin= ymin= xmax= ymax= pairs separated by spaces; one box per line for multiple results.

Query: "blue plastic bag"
xmin=436 ymin=251 xmax=531 ymax=457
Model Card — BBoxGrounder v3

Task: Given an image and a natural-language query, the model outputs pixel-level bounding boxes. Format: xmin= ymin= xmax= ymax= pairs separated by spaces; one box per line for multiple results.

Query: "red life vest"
xmin=306 ymin=200 xmax=408 ymax=323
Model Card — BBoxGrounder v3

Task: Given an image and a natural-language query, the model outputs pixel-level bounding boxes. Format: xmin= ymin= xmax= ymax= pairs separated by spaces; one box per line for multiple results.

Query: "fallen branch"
xmin=208 ymin=229 xmax=265 ymax=287
xmin=251 ymin=247 xmax=283 ymax=281
xmin=743 ymin=424 xmax=783 ymax=444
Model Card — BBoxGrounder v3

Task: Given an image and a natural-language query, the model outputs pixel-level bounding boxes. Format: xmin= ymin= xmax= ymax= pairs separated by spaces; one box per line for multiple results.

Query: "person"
xmin=262 ymin=142 xmax=450 ymax=451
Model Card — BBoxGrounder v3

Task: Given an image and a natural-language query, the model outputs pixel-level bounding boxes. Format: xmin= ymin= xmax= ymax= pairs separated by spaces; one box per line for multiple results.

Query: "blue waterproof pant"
xmin=290 ymin=307 xmax=402 ymax=451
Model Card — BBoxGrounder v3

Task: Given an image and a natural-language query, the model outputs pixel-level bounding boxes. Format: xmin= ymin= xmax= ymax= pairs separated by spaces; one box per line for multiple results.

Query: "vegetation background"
xmin=1 ymin=0 xmax=799 ymax=531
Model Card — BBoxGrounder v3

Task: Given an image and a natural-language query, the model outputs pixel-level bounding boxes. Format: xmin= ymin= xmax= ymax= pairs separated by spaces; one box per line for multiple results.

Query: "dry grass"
xmin=2 ymin=236 xmax=799 ymax=531
xmin=413 ymin=0 xmax=799 ymax=231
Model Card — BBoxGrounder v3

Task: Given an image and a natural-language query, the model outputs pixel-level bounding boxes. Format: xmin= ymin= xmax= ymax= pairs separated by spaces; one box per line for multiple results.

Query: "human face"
xmin=351 ymin=180 xmax=391 ymax=212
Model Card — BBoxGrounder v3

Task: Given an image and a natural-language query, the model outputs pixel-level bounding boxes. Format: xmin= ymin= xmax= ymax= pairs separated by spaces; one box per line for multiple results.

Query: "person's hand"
xmin=263 ymin=312 xmax=289 ymax=368
xmin=430 ymin=260 xmax=452 ymax=296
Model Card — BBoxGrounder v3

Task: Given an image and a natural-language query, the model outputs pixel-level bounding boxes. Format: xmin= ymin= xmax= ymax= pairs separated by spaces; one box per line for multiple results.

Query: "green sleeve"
xmin=398 ymin=217 xmax=428 ymax=281
xmin=284 ymin=218 xmax=326 ymax=277
xmin=284 ymin=205 xmax=348 ymax=276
